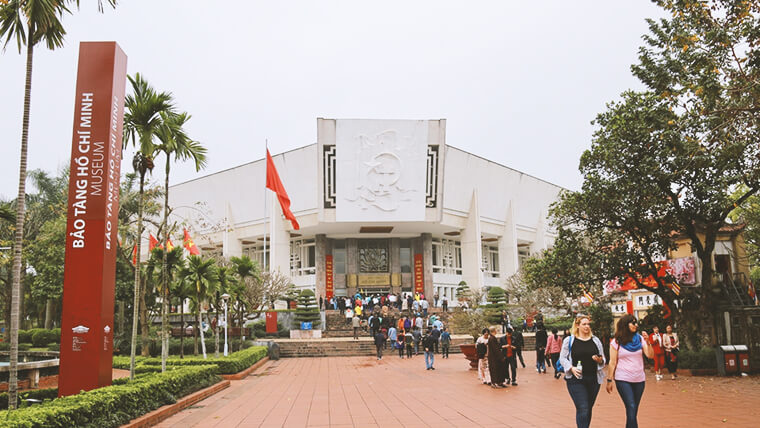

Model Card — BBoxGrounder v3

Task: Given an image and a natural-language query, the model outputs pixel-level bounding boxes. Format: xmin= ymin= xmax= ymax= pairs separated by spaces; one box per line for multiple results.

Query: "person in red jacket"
xmin=649 ymin=325 xmax=665 ymax=381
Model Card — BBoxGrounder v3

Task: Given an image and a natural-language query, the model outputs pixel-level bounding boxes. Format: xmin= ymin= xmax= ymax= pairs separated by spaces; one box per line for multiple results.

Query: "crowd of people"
xmin=326 ymin=291 xmax=450 ymax=316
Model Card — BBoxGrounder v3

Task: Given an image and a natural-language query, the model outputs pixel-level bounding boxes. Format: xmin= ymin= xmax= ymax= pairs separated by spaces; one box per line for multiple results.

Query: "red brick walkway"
xmin=156 ymin=352 xmax=760 ymax=427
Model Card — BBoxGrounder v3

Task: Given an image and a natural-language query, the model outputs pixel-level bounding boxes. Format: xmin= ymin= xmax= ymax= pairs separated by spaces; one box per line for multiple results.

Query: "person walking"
xmin=374 ymin=329 xmax=385 ymax=360
xmin=369 ymin=314 xmax=380 ymax=338
xmin=500 ymin=327 xmax=518 ymax=386
xmin=440 ymin=327 xmax=451 ymax=358
xmin=546 ymin=327 xmax=563 ymax=378
xmin=421 ymin=298 xmax=429 ymax=317
xmin=412 ymin=327 xmax=422 ymax=355
xmin=513 ymin=328 xmax=526 ymax=368
xmin=423 ymin=328 xmax=436 ymax=370
xmin=663 ymin=325 xmax=679 ymax=380
xmin=388 ymin=326 xmax=397 ymax=351
xmin=649 ymin=326 xmax=665 ymax=381
xmin=501 ymin=310 xmax=510 ymax=334
xmin=606 ymin=314 xmax=653 ymax=428
xmin=352 ymin=313 xmax=361 ymax=340
xmin=441 ymin=295 xmax=448 ymax=312
xmin=487 ymin=326 xmax=508 ymax=388
xmin=535 ymin=324 xmax=548 ymax=374
xmin=405 ymin=329 xmax=414 ymax=358
xmin=414 ymin=314 xmax=424 ymax=331
xmin=476 ymin=328 xmax=491 ymax=385
xmin=559 ymin=315 xmax=606 ymax=428
xmin=431 ymin=325 xmax=441 ymax=354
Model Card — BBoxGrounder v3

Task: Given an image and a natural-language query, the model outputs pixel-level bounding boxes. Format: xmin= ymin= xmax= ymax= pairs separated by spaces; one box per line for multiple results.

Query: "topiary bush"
xmin=17 ymin=330 xmax=32 ymax=344
xmin=31 ymin=330 xmax=58 ymax=348
xmin=484 ymin=287 xmax=507 ymax=324
xmin=293 ymin=289 xmax=320 ymax=329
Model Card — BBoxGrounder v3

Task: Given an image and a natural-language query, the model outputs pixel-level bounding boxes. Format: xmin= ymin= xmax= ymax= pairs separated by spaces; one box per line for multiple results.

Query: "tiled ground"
xmin=157 ymin=351 xmax=760 ymax=427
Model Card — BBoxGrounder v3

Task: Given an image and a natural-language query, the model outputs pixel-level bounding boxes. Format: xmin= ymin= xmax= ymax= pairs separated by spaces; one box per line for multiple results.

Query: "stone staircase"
xmin=273 ymin=335 xmax=474 ymax=358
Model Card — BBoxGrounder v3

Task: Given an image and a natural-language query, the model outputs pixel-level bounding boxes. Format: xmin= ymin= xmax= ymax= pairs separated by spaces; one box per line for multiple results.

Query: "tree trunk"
xmin=179 ymin=301 xmax=184 ymax=359
xmin=160 ymin=156 xmax=170 ymax=371
xmin=197 ymin=302 xmax=207 ymax=359
xmin=9 ymin=38 xmax=35 ymax=411
xmin=214 ymin=305 xmax=220 ymax=358
xmin=134 ymin=173 xmax=149 ymax=362
xmin=140 ymin=288 xmax=150 ymax=357
xmin=44 ymin=299 xmax=54 ymax=329
xmin=239 ymin=302 xmax=245 ymax=351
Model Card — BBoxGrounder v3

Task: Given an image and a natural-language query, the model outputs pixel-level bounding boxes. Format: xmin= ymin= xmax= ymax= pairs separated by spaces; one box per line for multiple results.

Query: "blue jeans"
xmin=425 ymin=351 xmax=434 ymax=369
xmin=615 ymin=380 xmax=645 ymax=428
xmin=566 ymin=377 xmax=600 ymax=428
xmin=536 ymin=349 xmax=546 ymax=371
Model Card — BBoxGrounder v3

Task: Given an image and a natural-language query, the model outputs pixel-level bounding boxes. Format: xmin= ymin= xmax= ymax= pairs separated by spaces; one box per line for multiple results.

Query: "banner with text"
xmin=414 ymin=254 xmax=424 ymax=294
xmin=325 ymin=255 xmax=334 ymax=299
xmin=59 ymin=42 xmax=127 ymax=397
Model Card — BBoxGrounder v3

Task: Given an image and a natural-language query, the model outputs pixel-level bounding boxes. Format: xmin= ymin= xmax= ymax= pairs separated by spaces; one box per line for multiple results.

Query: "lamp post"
xmin=221 ymin=293 xmax=230 ymax=356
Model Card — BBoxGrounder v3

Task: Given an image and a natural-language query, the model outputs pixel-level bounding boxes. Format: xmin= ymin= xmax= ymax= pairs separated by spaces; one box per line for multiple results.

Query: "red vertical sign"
xmin=325 ymin=255 xmax=334 ymax=299
xmin=414 ymin=254 xmax=424 ymax=294
xmin=59 ymin=42 xmax=128 ymax=397
xmin=265 ymin=311 xmax=278 ymax=334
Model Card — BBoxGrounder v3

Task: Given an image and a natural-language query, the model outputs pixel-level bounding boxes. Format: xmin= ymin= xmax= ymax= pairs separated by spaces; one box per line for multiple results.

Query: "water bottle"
xmin=576 ymin=360 xmax=583 ymax=379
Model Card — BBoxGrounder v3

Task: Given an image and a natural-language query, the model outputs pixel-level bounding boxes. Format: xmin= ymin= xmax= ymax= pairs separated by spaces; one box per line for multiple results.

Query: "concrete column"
xmin=346 ymin=238 xmax=358 ymax=297
xmin=461 ymin=190 xmax=483 ymax=291
xmin=530 ymin=210 xmax=547 ymax=256
xmin=391 ymin=238 xmax=401 ymax=294
xmin=422 ymin=233 xmax=433 ymax=298
xmin=272 ymin=205 xmax=290 ymax=277
xmin=316 ymin=234 xmax=328 ymax=301
xmin=222 ymin=202 xmax=242 ymax=258
xmin=499 ymin=200 xmax=519 ymax=280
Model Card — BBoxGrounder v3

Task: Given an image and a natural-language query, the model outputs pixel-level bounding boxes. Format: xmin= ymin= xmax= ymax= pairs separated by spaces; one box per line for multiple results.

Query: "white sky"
xmin=0 ymin=1 xmax=663 ymax=200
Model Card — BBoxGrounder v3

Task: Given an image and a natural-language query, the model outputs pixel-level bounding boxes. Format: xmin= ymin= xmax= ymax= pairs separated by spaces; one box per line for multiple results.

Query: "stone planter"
xmin=459 ymin=343 xmax=478 ymax=370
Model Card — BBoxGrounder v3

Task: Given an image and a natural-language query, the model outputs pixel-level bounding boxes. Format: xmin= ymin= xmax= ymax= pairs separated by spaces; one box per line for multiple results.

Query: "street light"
xmin=221 ymin=293 xmax=230 ymax=356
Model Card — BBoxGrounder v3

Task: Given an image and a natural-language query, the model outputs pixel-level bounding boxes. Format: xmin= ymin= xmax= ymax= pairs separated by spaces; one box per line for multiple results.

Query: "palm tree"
xmin=154 ymin=111 xmax=206 ymax=370
xmin=230 ymin=255 xmax=260 ymax=350
xmin=122 ymin=73 xmax=174 ymax=377
xmin=146 ymin=245 xmax=184 ymax=369
xmin=1 ymin=0 xmax=67 ymax=411
xmin=180 ymin=255 xmax=217 ymax=359
xmin=172 ymin=275 xmax=193 ymax=359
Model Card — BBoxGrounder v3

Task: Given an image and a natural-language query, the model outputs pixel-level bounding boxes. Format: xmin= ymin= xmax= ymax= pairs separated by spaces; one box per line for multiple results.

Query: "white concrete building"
xmin=169 ymin=119 xmax=563 ymax=303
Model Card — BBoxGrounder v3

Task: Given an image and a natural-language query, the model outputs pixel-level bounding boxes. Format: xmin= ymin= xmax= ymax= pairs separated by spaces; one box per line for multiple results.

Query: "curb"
xmin=122 ymin=379 xmax=230 ymax=428
xmin=221 ymin=356 xmax=270 ymax=380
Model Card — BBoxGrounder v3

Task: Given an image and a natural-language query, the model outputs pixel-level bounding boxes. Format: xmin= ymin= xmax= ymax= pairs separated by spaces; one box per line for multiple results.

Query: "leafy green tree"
xmin=154 ymin=111 xmax=206 ymax=367
xmin=230 ymin=255 xmax=260 ymax=349
xmin=180 ymin=255 xmax=217 ymax=359
xmin=123 ymin=72 xmax=174 ymax=373
xmin=146 ymin=245 xmax=184 ymax=370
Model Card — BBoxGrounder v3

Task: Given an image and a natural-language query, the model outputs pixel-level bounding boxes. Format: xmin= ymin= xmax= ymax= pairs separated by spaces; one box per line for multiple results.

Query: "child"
xmin=396 ymin=331 xmax=405 ymax=358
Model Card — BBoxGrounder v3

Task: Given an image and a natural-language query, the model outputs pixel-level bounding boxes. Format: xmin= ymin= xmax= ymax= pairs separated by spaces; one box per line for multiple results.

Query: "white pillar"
xmin=461 ymin=190 xmax=483 ymax=291
xmin=223 ymin=202 xmax=242 ymax=258
xmin=530 ymin=210 xmax=547 ymax=256
xmin=499 ymin=200 xmax=519 ymax=279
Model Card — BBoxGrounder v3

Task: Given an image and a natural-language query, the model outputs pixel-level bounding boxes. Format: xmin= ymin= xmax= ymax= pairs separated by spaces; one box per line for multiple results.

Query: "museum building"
xmin=168 ymin=119 xmax=564 ymax=304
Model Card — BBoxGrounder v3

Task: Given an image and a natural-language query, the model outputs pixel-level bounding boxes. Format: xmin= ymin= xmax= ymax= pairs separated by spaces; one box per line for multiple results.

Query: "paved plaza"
xmin=158 ymin=352 xmax=760 ymax=428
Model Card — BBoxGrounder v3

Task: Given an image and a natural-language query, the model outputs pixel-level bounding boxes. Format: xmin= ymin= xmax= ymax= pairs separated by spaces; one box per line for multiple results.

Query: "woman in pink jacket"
xmin=545 ymin=327 xmax=563 ymax=378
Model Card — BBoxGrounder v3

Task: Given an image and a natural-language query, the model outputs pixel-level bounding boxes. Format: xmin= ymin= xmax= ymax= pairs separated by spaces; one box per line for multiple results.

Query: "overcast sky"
xmin=0 ymin=1 xmax=664 ymax=200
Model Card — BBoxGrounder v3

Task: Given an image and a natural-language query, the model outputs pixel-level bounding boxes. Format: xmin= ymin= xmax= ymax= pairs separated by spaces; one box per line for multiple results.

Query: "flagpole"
xmin=263 ymin=141 xmax=268 ymax=276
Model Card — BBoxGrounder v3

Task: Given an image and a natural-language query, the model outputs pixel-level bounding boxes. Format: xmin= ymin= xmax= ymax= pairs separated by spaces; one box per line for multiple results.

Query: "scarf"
xmin=621 ymin=333 xmax=642 ymax=352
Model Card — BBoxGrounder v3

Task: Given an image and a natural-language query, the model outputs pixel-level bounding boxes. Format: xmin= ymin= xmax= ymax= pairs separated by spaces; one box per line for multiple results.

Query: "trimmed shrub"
xmin=0 ymin=365 xmax=220 ymax=428
xmin=46 ymin=343 xmax=60 ymax=352
xmin=679 ymin=348 xmax=716 ymax=370
xmin=484 ymin=287 xmax=507 ymax=324
xmin=17 ymin=330 xmax=32 ymax=344
xmin=137 ymin=346 xmax=268 ymax=375
xmin=293 ymin=289 xmax=320 ymax=328
xmin=0 ymin=388 xmax=59 ymax=411
xmin=31 ymin=330 xmax=57 ymax=348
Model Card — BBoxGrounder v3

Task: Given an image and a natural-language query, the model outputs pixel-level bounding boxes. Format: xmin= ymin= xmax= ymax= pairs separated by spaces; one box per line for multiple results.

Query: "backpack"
xmin=476 ymin=342 xmax=487 ymax=359
xmin=555 ymin=336 xmax=574 ymax=373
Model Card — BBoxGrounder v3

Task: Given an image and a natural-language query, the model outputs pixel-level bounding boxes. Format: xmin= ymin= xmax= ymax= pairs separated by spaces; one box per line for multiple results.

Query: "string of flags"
xmin=128 ymin=228 xmax=202 ymax=266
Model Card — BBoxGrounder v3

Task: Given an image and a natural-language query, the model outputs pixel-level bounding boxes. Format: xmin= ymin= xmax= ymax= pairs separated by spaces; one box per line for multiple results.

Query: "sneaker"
xmin=511 ymin=381 xmax=518 ymax=386
xmin=536 ymin=368 xmax=540 ymax=373
xmin=431 ymin=367 xmax=435 ymax=370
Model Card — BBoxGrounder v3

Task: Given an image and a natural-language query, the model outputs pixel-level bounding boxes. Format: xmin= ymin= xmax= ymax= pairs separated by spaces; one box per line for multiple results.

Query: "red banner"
xmin=414 ymin=254 xmax=424 ymax=294
xmin=325 ymin=255 xmax=334 ymax=299
xmin=265 ymin=311 xmax=278 ymax=334
xmin=59 ymin=42 xmax=128 ymax=397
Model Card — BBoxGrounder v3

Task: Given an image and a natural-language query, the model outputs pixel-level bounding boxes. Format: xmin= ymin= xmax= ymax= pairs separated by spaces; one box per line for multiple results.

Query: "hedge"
xmin=0 ymin=388 xmax=58 ymax=411
xmin=678 ymin=347 xmax=716 ymax=370
xmin=0 ymin=365 xmax=220 ymax=428
xmin=137 ymin=346 xmax=268 ymax=374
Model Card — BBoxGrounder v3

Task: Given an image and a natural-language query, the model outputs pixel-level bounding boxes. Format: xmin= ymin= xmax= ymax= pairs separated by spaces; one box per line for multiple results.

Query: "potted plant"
xmin=449 ymin=310 xmax=488 ymax=369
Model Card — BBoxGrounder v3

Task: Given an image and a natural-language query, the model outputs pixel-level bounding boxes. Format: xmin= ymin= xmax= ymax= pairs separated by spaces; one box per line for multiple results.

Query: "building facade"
xmin=169 ymin=119 xmax=564 ymax=304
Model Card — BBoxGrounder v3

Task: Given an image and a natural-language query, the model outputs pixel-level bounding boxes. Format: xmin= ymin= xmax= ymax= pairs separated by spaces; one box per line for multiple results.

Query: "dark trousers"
xmin=442 ymin=344 xmax=449 ymax=358
xmin=376 ymin=345 xmax=383 ymax=359
xmin=536 ymin=349 xmax=546 ymax=371
xmin=398 ymin=346 xmax=404 ymax=358
xmin=615 ymin=380 xmax=645 ymax=428
xmin=406 ymin=345 xmax=413 ymax=358
xmin=550 ymin=352 xmax=561 ymax=375
xmin=516 ymin=348 xmax=525 ymax=367
xmin=505 ymin=356 xmax=517 ymax=382
xmin=433 ymin=341 xmax=439 ymax=353
xmin=566 ymin=377 xmax=600 ymax=428
xmin=665 ymin=351 xmax=678 ymax=373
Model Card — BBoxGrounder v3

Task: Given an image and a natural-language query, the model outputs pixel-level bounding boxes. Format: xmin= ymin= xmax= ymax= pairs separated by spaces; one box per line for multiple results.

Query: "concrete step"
xmin=273 ymin=335 xmax=473 ymax=358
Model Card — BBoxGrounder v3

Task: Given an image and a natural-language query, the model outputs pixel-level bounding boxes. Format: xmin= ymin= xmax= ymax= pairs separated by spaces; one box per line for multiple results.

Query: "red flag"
xmin=266 ymin=149 xmax=300 ymax=230
xmin=131 ymin=244 xmax=137 ymax=266
xmin=183 ymin=229 xmax=201 ymax=255
xmin=149 ymin=234 xmax=159 ymax=251
xmin=166 ymin=239 xmax=175 ymax=251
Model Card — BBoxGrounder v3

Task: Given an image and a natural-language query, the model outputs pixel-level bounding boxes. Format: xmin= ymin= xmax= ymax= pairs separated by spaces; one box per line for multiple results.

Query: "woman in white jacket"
xmin=558 ymin=315 xmax=606 ymax=428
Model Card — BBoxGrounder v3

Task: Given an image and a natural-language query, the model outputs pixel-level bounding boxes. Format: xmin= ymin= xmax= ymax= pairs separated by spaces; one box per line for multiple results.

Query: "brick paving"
xmin=156 ymin=352 xmax=760 ymax=427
